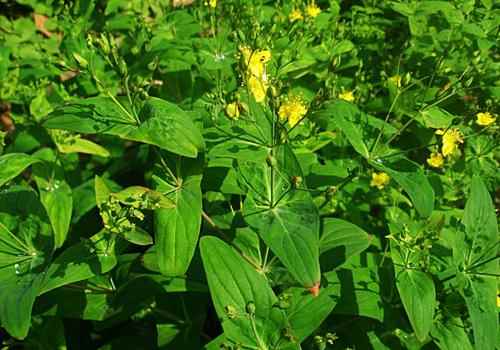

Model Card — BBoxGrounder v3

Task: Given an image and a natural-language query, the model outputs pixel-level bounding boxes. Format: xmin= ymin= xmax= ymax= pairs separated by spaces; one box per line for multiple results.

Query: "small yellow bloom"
xmin=207 ymin=0 xmax=217 ymax=8
xmin=389 ymin=75 xmax=402 ymax=88
xmin=436 ymin=128 xmax=463 ymax=157
xmin=497 ymin=289 xmax=500 ymax=308
xmin=289 ymin=9 xmax=304 ymax=21
xmin=338 ymin=90 xmax=355 ymax=102
xmin=427 ymin=152 xmax=444 ymax=168
xmin=306 ymin=2 xmax=321 ymax=18
xmin=278 ymin=96 xmax=308 ymax=127
xmin=476 ymin=112 xmax=496 ymax=126
xmin=370 ymin=172 xmax=390 ymax=190
xmin=225 ymin=102 xmax=240 ymax=119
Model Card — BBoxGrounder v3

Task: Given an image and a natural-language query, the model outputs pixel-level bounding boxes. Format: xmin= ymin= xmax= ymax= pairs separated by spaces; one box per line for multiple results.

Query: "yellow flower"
xmin=240 ymin=47 xmax=272 ymax=103
xmin=436 ymin=128 xmax=463 ymax=157
xmin=370 ymin=172 xmax=390 ymax=190
xmin=306 ymin=2 xmax=321 ymax=18
xmin=241 ymin=47 xmax=271 ymax=79
xmin=207 ymin=0 xmax=216 ymax=8
xmin=389 ymin=75 xmax=402 ymax=88
xmin=497 ymin=289 xmax=500 ymax=308
xmin=427 ymin=152 xmax=444 ymax=168
xmin=289 ymin=9 xmax=304 ymax=21
xmin=278 ymin=96 xmax=308 ymax=127
xmin=476 ymin=112 xmax=496 ymax=126
xmin=338 ymin=90 xmax=355 ymax=102
xmin=225 ymin=102 xmax=240 ymax=119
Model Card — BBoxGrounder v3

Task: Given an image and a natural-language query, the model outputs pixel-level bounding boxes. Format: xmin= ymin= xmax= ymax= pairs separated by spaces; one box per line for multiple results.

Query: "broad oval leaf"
xmin=138 ymin=97 xmax=205 ymax=157
xmin=154 ymin=156 xmax=203 ymax=276
xmin=0 ymin=153 xmax=40 ymax=188
xmin=32 ymin=149 xmax=73 ymax=248
xmin=431 ymin=317 xmax=473 ymax=350
xmin=371 ymin=157 xmax=434 ymax=217
xmin=40 ymin=231 xmax=117 ymax=294
xmin=44 ymin=97 xmax=205 ymax=157
xmin=320 ymin=218 xmax=372 ymax=269
xmin=200 ymin=236 xmax=289 ymax=348
xmin=459 ymin=176 xmax=498 ymax=350
xmin=284 ymin=285 xmax=338 ymax=342
xmin=396 ymin=268 xmax=436 ymax=341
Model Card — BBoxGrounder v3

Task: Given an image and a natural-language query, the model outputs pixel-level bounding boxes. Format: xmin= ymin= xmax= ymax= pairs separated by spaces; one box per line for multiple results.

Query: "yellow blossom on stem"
xmin=370 ymin=172 xmax=390 ymax=190
xmin=306 ymin=2 xmax=321 ymax=18
xmin=278 ymin=96 xmax=308 ymax=127
xmin=225 ymin=102 xmax=240 ymax=119
xmin=240 ymin=47 xmax=272 ymax=103
xmin=204 ymin=0 xmax=216 ymax=7
xmin=427 ymin=152 xmax=444 ymax=168
xmin=289 ymin=8 xmax=304 ymax=21
xmin=436 ymin=128 xmax=463 ymax=157
xmin=389 ymin=74 xmax=402 ymax=88
xmin=338 ymin=90 xmax=355 ymax=102
xmin=476 ymin=112 xmax=496 ymax=126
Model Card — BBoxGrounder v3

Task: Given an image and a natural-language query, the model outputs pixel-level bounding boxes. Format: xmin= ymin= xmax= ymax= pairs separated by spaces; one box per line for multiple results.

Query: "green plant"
xmin=0 ymin=0 xmax=498 ymax=349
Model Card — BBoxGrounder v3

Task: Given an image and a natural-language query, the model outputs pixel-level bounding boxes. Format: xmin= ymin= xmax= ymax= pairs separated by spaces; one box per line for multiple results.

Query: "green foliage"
xmin=0 ymin=0 xmax=498 ymax=349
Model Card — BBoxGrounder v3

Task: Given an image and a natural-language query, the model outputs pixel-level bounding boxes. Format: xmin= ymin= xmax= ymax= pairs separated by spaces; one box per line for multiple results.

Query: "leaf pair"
xmin=239 ymin=144 xmax=321 ymax=289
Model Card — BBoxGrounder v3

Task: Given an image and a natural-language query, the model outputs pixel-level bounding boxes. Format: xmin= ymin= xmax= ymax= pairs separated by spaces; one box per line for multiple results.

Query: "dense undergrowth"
xmin=0 ymin=0 xmax=499 ymax=349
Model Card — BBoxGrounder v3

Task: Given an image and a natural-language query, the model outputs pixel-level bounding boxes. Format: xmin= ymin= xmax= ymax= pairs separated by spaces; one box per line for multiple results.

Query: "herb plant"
xmin=0 ymin=0 xmax=498 ymax=349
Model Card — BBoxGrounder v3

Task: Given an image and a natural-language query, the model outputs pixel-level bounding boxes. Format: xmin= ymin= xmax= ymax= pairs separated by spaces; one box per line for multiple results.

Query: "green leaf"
xmin=154 ymin=156 xmax=203 ymax=276
xmin=0 ymin=272 xmax=45 ymax=339
xmin=32 ymin=149 xmax=73 ymax=248
xmin=330 ymin=103 xmax=370 ymax=158
xmin=431 ymin=317 xmax=473 ymax=350
xmin=137 ymin=98 xmax=205 ymax=157
xmin=320 ymin=218 xmax=372 ymax=269
xmin=326 ymin=267 xmax=385 ymax=322
xmin=44 ymin=97 xmax=205 ymax=157
xmin=40 ymin=231 xmax=117 ymax=294
xmin=0 ymin=222 xmax=28 ymax=267
xmin=313 ymin=101 xmax=397 ymax=159
xmin=200 ymin=236 xmax=289 ymax=348
xmin=0 ymin=153 xmax=40 ymax=188
xmin=284 ymin=285 xmax=338 ymax=342
xmin=122 ymin=227 xmax=153 ymax=246
xmin=419 ymin=107 xmax=456 ymax=129
xmin=0 ymin=223 xmax=46 ymax=339
xmin=94 ymin=175 xmax=112 ymax=207
xmin=395 ymin=267 xmax=436 ymax=341
xmin=241 ymin=145 xmax=321 ymax=288
xmin=371 ymin=157 xmax=434 ymax=217
xmin=55 ymin=135 xmax=110 ymax=157
xmin=37 ymin=278 xmax=113 ymax=321
xmin=458 ymin=176 xmax=498 ymax=350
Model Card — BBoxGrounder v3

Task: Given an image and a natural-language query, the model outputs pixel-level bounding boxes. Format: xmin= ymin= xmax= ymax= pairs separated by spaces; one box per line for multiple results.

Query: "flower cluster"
xmin=338 ymin=90 xmax=355 ymax=102
xmin=225 ymin=101 xmax=240 ymax=119
xmin=370 ymin=172 xmax=390 ymax=190
xmin=288 ymin=1 xmax=321 ymax=22
xmin=436 ymin=128 xmax=463 ymax=157
xmin=278 ymin=95 xmax=308 ymax=127
xmin=240 ymin=47 xmax=272 ymax=103
xmin=427 ymin=152 xmax=444 ymax=168
xmin=306 ymin=2 xmax=321 ymax=18
xmin=476 ymin=112 xmax=495 ymax=126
